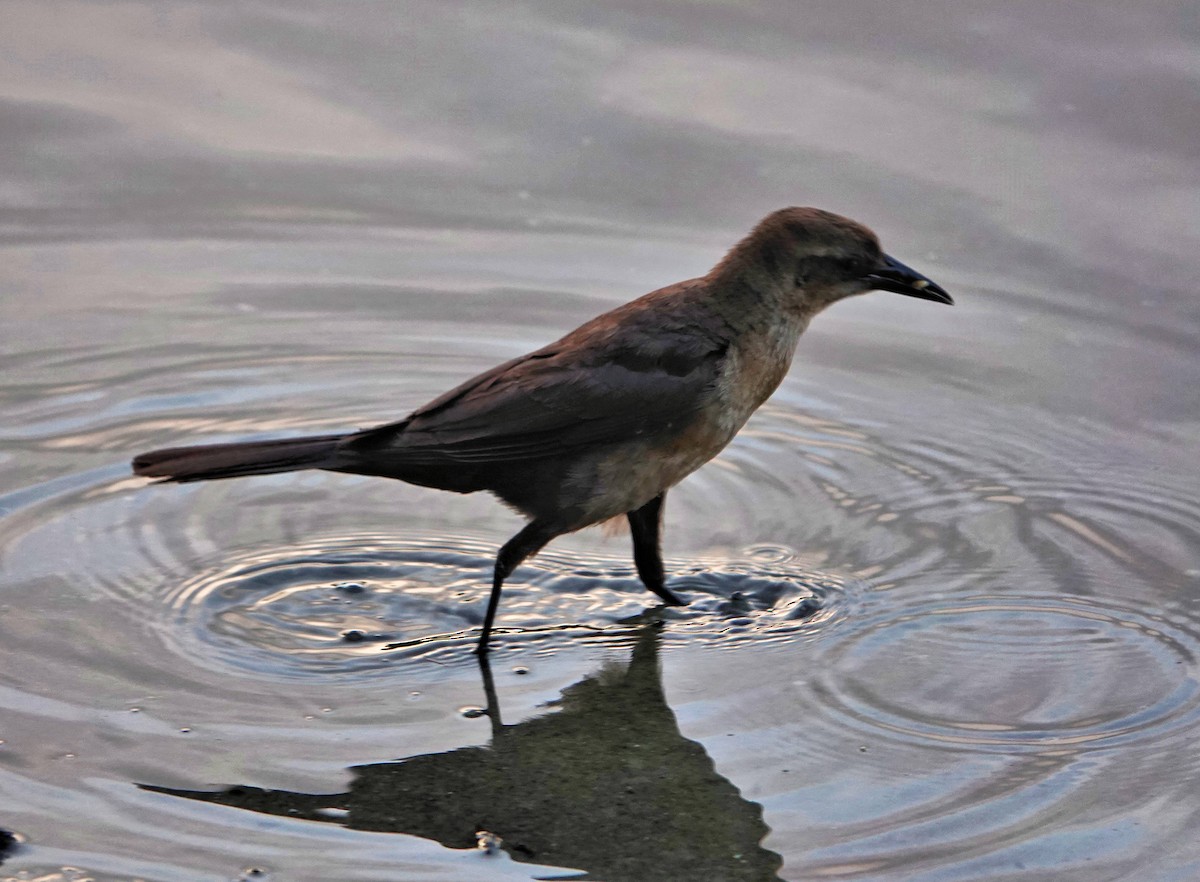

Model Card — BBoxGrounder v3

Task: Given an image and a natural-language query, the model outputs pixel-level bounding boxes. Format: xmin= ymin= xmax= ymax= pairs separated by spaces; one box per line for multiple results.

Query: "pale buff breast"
xmin=715 ymin=315 xmax=806 ymax=431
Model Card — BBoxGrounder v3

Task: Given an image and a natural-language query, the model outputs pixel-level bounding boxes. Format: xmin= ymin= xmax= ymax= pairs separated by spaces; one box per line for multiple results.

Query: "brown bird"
xmin=132 ymin=207 xmax=952 ymax=653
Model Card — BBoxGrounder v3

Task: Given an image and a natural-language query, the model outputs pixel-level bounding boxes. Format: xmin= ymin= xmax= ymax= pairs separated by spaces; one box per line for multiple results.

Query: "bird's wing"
xmin=343 ymin=327 xmax=728 ymax=465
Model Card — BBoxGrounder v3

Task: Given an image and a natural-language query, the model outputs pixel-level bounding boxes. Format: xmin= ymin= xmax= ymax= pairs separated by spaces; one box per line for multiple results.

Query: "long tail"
xmin=132 ymin=433 xmax=346 ymax=483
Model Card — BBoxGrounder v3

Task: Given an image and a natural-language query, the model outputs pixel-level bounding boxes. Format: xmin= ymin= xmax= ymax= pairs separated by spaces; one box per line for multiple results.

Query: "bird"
xmin=132 ymin=207 xmax=952 ymax=653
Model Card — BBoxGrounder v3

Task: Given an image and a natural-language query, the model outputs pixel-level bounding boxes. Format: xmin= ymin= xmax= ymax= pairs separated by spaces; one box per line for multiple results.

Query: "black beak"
xmin=864 ymin=253 xmax=953 ymax=305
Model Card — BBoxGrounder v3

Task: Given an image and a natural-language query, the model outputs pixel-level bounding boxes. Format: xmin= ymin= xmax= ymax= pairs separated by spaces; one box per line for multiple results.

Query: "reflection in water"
xmin=142 ymin=624 xmax=784 ymax=882
xmin=0 ymin=831 xmax=17 ymax=866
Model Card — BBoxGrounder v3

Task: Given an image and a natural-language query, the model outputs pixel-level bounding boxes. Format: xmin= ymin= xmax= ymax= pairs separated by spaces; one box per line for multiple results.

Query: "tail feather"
xmin=132 ymin=433 xmax=345 ymax=483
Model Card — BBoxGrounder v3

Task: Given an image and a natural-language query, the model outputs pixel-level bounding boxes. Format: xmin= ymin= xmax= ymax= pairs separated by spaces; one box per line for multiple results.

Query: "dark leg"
xmin=475 ymin=650 xmax=504 ymax=735
xmin=627 ymin=493 xmax=684 ymax=606
xmin=477 ymin=520 xmax=558 ymax=655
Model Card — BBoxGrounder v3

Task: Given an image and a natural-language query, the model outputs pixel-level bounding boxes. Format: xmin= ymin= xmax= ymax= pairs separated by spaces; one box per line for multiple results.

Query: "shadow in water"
xmin=141 ymin=623 xmax=784 ymax=881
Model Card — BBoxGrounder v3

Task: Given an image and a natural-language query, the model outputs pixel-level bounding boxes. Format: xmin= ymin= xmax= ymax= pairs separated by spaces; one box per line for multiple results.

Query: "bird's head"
xmin=715 ymin=207 xmax=953 ymax=316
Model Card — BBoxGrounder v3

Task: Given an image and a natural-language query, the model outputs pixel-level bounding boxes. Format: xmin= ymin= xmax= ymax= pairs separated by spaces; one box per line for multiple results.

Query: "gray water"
xmin=3 ymin=3 xmax=1200 ymax=880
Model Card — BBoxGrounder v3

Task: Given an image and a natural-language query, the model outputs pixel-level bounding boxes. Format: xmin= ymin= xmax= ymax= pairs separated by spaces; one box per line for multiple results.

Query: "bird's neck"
xmin=705 ymin=256 xmax=816 ymax=339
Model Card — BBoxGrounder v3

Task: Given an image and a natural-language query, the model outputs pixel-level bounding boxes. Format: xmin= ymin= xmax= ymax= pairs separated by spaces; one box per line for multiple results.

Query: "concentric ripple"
xmin=156 ymin=534 xmax=844 ymax=673
xmin=807 ymin=591 xmax=1200 ymax=754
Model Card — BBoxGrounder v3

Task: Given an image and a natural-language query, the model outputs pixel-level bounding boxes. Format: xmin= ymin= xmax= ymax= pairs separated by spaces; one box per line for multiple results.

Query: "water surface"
xmin=2 ymin=2 xmax=1199 ymax=880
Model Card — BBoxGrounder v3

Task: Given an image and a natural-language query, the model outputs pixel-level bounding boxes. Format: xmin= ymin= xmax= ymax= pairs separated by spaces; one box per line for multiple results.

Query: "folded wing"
xmin=342 ymin=316 xmax=728 ymax=468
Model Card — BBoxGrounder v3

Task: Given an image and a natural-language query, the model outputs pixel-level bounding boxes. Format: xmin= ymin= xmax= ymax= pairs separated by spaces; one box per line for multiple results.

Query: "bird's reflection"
xmin=0 ymin=829 xmax=16 ymax=865
xmin=142 ymin=624 xmax=784 ymax=881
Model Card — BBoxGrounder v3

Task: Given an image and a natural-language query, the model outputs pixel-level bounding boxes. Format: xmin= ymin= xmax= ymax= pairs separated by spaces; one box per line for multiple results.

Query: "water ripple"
xmin=150 ymin=535 xmax=844 ymax=674
xmin=807 ymin=591 xmax=1200 ymax=754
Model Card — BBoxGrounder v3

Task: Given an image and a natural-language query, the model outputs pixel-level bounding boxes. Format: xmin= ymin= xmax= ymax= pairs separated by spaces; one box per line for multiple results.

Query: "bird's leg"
xmin=477 ymin=521 xmax=557 ymax=655
xmin=627 ymin=493 xmax=684 ymax=606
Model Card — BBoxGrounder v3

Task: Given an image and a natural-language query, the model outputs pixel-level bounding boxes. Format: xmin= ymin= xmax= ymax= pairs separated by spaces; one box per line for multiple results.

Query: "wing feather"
xmin=342 ymin=282 xmax=730 ymax=466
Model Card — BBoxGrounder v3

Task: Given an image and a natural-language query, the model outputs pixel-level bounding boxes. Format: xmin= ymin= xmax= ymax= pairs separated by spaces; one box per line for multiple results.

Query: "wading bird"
xmin=133 ymin=207 xmax=952 ymax=653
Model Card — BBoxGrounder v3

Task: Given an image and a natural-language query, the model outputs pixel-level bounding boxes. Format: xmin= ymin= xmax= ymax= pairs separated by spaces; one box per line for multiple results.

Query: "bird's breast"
xmin=716 ymin=315 xmax=806 ymax=429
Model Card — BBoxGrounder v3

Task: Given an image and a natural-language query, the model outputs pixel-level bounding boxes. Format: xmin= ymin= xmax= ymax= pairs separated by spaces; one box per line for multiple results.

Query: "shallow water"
xmin=3 ymin=2 xmax=1200 ymax=880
